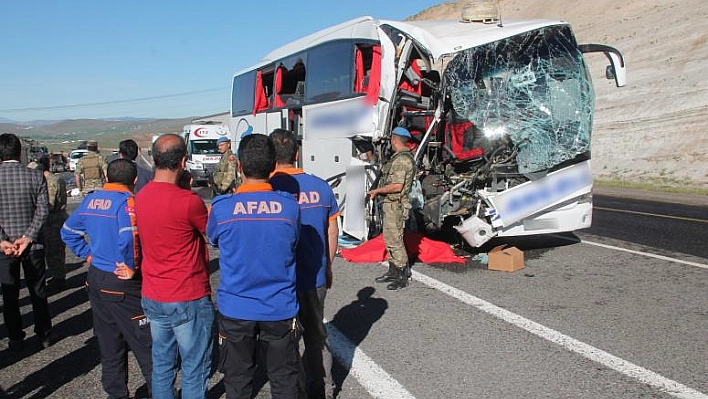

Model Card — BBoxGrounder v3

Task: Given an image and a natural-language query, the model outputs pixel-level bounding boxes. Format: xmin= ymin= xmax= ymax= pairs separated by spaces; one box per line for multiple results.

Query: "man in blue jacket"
xmin=207 ymin=134 xmax=301 ymax=399
xmin=62 ymin=159 xmax=152 ymax=399
xmin=270 ymin=128 xmax=339 ymax=399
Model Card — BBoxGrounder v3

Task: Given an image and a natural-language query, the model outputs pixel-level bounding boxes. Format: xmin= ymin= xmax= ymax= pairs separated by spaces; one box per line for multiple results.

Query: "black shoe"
xmin=375 ymin=264 xmax=398 ymax=283
xmin=402 ymin=264 xmax=412 ymax=280
xmin=8 ymin=339 xmax=24 ymax=352
xmin=38 ymin=332 xmax=56 ymax=349
xmin=386 ymin=273 xmax=409 ymax=291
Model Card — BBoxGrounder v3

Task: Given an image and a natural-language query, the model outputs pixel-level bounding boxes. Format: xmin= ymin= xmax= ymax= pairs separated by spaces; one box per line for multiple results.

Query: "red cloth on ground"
xmin=340 ymin=232 xmax=466 ymax=264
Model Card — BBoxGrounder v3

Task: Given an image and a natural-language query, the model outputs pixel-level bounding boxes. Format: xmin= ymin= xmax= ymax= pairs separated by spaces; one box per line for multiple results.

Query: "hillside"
xmin=412 ymin=0 xmax=708 ymax=190
xmin=2 ymin=117 xmax=192 ymax=152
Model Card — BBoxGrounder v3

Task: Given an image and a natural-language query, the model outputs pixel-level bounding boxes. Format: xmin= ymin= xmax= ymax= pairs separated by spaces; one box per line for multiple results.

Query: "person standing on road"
xmin=75 ymin=140 xmax=107 ymax=195
xmin=136 ymin=134 xmax=214 ymax=399
xmin=269 ymin=129 xmax=339 ymax=399
xmin=61 ymin=159 xmax=152 ymax=399
xmin=210 ymin=136 xmax=238 ymax=197
xmin=367 ymin=127 xmax=416 ymax=291
xmin=36 ymin=155 xmax=68 ymax=291
xmin=0 ymin=133 xmax=53 ymax=351
xmin=207 ymin=134 xmax=301 ymax=399
xmin=118 ymin=139 xmax=154 ymax=193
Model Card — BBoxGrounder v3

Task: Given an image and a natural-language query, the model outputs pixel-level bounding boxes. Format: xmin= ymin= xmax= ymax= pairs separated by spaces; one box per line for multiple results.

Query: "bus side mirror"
xmin=578 ymin=43 xmax=626 ymax=88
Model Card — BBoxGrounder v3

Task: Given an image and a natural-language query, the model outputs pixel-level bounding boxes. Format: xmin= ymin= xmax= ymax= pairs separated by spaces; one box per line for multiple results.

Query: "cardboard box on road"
xmin=488 ymin=245 xmax=525 ymax=272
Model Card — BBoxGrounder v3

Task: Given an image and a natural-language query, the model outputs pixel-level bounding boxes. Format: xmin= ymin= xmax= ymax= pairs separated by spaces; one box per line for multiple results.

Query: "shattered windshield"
xmin=444 ymin=25 xmax=594 ymax=173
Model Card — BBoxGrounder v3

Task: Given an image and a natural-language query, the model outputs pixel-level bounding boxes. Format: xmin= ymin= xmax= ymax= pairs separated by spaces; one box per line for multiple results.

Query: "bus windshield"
xmin=189 ymin=139 xmax=219 ymax=155
xmin=444 ymin=25 xmax=595 ymax=173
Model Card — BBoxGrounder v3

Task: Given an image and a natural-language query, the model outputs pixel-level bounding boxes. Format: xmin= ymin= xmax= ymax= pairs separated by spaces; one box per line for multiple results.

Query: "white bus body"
xmin=182 ymin=124 xmax=231 ymax=185
xmin=229 ymin=14 xmax=626 ymax=246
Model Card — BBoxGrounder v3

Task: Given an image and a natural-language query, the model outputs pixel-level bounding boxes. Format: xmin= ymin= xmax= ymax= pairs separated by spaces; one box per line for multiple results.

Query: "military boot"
xmin=386 ymin=268 xmax=408 ymax=290
xmin=402 ymin=264 xmax=412 ymax=280
xmin=375 ymin=263 xmax=397 ymax=283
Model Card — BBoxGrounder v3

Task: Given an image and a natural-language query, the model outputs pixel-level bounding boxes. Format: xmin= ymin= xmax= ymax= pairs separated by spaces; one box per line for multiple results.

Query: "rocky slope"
xmin=411 ymin=0 xmax=708 ymax=189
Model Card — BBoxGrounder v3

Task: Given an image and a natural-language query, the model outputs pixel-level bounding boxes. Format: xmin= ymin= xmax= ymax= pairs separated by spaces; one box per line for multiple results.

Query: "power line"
xmin=0 ymin=87 xmax=228 ymax=113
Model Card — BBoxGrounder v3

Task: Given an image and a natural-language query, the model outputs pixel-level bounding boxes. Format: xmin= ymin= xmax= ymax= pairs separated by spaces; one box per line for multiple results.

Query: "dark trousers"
xmin=0 ymin=249 xmax=52 ymax=341
xmin=298 ymin=285 xmax=334 ymax=399
xmin=218 ymin=314 xmax=300 ymax=399
xmin=87 ymin=267 xmax=152 ymax=399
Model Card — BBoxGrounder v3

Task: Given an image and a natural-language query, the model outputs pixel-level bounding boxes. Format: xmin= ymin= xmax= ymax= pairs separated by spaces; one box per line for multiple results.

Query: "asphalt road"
xmin=1 ymin=187 xmax=707 ymax=398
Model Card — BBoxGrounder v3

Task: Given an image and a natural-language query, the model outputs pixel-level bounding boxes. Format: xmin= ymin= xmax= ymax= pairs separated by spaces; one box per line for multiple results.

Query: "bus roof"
xmin=262 ymin=16 xmax=379 ymax=62
xmin=234 ymin=16 xmax=567 ymax=76
xmin=381 ymin=18 xmax=567 ymax=58
xmin=232 ymin=17 xmax=567 ymax=77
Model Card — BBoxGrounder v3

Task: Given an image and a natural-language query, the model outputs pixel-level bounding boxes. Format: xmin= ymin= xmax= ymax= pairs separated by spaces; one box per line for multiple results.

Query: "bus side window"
xmin=275 ymin=59 xmax=306 ymax=107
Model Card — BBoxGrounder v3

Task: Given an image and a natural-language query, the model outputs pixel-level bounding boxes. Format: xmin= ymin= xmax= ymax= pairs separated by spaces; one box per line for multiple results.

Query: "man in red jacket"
xmin=135 ymin=134 xmax=214 ymax=399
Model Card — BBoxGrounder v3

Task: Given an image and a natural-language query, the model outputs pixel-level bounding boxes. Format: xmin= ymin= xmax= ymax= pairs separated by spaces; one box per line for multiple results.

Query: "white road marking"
xmin=581 ymin=239 xmax=708 ymax=270
xmin=326 ymin=321 xmax=416 ymax=399
xmin=412 ymin=270 xmax=708 ymax=399
xmin=594 ymin=206 xmax=708 ymax=224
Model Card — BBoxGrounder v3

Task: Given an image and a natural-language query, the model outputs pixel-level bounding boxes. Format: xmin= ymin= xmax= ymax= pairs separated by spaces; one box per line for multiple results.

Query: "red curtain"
xmin=253 ymin=71 xmax=268 ymax=115
xmin=365 ymin=46 xmax=381 ymax=105
xmin=275 ymin=66 xmax=285 ymax=108
xmin=355 ymin=49 xmax=364 ymax=93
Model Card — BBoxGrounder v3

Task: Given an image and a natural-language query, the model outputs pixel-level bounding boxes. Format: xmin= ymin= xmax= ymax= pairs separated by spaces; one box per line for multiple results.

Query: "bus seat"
xmin=446 ymin=120 xmax=484 ymax=161
xmin=399 ymin=60 xmax=422 ymax=95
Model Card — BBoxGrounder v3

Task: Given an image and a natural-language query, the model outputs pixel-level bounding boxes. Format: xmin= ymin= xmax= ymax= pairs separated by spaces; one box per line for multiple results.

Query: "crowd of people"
xmin=1 ymin=124 xmax=416 ymax=399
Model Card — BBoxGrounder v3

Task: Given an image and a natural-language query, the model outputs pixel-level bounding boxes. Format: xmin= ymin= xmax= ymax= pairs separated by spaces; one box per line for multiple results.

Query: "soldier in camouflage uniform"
xmin=36 ymin=156 xmax=68 ymax=290
xmin=74 ymin=141 xmax=106 ymax=195
xmin=211 ymin=136 xmax=238 ymax=196
xmin=367 ymin=127 xmax=416 ymax=290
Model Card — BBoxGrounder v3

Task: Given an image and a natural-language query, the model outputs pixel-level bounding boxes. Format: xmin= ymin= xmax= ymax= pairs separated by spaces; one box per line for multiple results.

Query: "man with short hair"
xmin=210 ymin=136 xmax=238 ymax=196
xmin=270 ymin=128 xmax=339 ymax=399
xmin=0 ymin=133 xmax=53 ymax=351
xmin=118 ymin=139 xmax=154 ymax=193
xmin=62 ymin=158 xmax=152 ymax=399
xmin=75 ymin=140 xmax=106 ymax=195
xmin=136 ymin=134 xmax=214 ymax=399
xmin=207 ymin=134 xmax=301 ymax=399
xmin=367 ymin=127 xmax=416 ymax=290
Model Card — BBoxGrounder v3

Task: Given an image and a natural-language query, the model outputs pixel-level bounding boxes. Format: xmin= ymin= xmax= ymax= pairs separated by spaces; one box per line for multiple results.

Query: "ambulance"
xmin=182 ymin=123 xmax=231 ymax=186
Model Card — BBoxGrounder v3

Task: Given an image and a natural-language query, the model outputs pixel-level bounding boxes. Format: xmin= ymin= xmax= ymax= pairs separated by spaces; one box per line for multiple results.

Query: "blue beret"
xmin=392 ymin=127 xmax=412 ymax=138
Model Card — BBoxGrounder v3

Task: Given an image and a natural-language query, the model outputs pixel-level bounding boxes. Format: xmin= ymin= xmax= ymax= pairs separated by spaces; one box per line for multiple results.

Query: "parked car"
xmin=49 ymin=153 xmax=68 ymax=173
xmin=68 ymin=149 xmax=89 ymax=172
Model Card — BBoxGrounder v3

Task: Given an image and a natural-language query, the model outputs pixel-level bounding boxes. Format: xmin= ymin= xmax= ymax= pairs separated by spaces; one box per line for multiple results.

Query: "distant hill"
xmin=412 ymin=0 xmax=708 ymax=190
xmin=1 ymin=117 xmax=194 ymax=152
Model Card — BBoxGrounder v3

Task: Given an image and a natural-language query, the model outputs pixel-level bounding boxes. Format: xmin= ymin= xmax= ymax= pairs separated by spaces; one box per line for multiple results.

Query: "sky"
xmin=0 ymin=1 xmax=441 ymax=122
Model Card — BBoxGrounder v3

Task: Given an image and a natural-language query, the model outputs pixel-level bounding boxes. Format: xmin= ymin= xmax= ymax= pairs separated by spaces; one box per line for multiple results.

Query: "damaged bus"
xmin=229 ymin=10 xmax=626 ymax=247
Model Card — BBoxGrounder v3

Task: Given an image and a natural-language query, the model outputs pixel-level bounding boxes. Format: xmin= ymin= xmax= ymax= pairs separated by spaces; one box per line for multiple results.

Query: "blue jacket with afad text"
xmin=61 ymin=183 xmax=140 ymax=273
xmin=207 ymin=182 xmax=300 ymax=321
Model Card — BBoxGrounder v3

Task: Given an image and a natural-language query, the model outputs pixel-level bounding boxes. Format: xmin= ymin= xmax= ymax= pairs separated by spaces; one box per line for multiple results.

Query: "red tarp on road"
xmin=340 ymin=232 xmax=466 ymax=264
